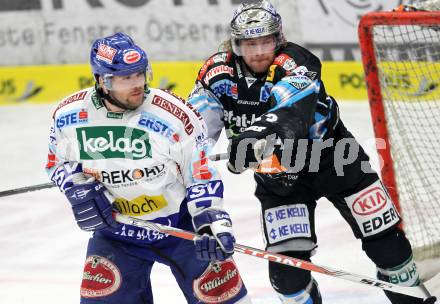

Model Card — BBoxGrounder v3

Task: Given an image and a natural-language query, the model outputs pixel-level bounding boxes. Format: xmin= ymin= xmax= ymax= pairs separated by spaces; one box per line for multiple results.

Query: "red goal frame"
xmin=358 ymin=11 xmax=440 ymax=216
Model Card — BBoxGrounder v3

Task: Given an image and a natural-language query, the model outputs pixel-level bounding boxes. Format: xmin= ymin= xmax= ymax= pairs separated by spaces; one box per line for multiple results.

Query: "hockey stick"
xmin=0 ymin=182 xmax=55 ymax=198
xmin=0 ymin=153 xmax=229 ymax=198
xmin=115 ymin=214 xmax=436 ymax=301
xmin=208 ymin=152 xmax=228 ymax=161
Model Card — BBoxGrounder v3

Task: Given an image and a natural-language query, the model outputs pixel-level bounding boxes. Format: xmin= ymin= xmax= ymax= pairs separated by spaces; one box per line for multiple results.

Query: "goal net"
xmin=358 ymin=10 xmax=440 ymax=262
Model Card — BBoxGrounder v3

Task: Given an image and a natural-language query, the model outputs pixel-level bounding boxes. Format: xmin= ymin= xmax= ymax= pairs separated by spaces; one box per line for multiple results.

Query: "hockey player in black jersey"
xmin=188 ymin=1 xmax=437 ymax=303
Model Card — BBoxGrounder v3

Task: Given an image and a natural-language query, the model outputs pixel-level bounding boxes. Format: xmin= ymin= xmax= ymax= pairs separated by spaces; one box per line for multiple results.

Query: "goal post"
xmin=358 ymin=10 xmax=440 ymax=263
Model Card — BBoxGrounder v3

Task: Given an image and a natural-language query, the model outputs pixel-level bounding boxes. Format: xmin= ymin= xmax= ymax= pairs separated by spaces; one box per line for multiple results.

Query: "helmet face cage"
xmin=90 ymin=32 xmax=152 ymax=90
xmin=230 ymin=0 xmax=284 ymax=56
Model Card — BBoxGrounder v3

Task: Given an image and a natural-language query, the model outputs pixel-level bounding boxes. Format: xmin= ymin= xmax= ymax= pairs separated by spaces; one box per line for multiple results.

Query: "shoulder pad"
xmin=52 ymin=89 xmax=89 ymax=118
xmin=277 ymin=42 xmax=322 ymax=76
xmin=270 ymin=74 xmax=320 ymax=109
xmin=161 ymin=88 xmax=186 ymax=104
xmin=197 ymin=52 xmax=232 ymax=81
xmin=273 ymin=53 xmax=297 ymax=72
xmin=291 ymin=66 xmax=318 ymax=80
xmin=281 ymin=75 xmax=313 ymax=91
xmin=151 ymin=91 xmax=204 ymax=136
xmin=162 ymin=89 xmax=203 ymax=121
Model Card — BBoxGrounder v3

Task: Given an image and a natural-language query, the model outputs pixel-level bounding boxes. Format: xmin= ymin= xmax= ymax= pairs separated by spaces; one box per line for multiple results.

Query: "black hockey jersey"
xmin=189 ymin=42 xmax=373 ymax=199
xmin=188 ymin=42 xmax=336 ymax=142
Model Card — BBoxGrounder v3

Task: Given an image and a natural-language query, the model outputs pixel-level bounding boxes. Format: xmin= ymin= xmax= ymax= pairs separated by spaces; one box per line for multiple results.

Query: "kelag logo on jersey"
xmin=76 ymin=126 xmax=151 ymax=160
xmin=138 ymin=112 xmax=179 ymax=143
xmin=56 ymin=108 xmax=88 ymax=129
xmin=210 ymin=79 xmax=238 ymax=99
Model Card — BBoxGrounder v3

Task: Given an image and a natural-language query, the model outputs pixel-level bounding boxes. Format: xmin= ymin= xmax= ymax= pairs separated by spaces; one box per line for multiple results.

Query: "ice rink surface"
xmin=0 ymin=101 xmax=439 ymax=303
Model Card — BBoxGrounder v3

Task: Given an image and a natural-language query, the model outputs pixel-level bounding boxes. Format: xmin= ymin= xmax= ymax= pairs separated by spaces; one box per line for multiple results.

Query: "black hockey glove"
xmin=423 ymin=296 xmax=437 ymax=304
xmin=227 ymin=112 xmax=278 ymax=174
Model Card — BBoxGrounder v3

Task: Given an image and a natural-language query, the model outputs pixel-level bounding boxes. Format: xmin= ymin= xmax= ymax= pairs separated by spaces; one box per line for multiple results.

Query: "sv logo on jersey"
xmin=187 ymin=180 xmax=223 ymax=199
xmin=50 ymin=162 xmax=82 ymax=191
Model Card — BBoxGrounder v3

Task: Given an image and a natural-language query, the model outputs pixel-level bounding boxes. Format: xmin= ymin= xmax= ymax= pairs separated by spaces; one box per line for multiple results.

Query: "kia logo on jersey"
xmin=352 ymin=186 xmax=387 ymax=216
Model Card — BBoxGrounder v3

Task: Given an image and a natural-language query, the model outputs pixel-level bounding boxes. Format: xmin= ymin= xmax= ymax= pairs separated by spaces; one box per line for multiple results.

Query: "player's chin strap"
xmin=115 ymin=213 xmax=437 ymax=303
xmin=95 ymin=85 xmax=146 ymax=111
xmin=97 ymin=87 xmax=132 ymax=111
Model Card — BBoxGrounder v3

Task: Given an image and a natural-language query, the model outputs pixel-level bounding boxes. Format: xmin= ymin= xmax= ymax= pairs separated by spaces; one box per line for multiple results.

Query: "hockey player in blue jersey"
xmin=46 ymin=32 xmax=252 ymax=303
xmin=188 ymin=1 xmax=437 ymax=303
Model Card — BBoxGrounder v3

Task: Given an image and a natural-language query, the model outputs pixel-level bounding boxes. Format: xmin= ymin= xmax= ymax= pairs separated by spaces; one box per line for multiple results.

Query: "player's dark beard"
xmin=97 ymin=87 xmax=144 ymax=111
xmin=109 ymin=91 xmax=141 ymax=111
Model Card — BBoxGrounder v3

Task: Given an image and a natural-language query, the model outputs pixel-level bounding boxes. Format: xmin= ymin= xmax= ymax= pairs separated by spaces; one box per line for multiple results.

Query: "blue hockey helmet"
xmin=90 ymin=32 xmax=152 ymax=89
